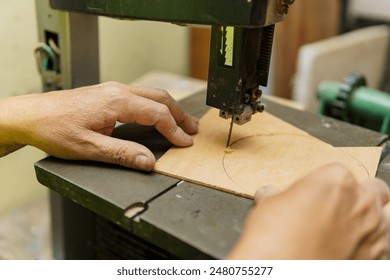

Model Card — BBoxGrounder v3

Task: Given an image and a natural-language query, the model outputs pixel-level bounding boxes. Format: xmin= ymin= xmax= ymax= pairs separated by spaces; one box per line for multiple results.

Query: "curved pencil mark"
xmin=228 ymin=132 xmax=306 ymax=147
xmin=222 ymin=133 xmax=303 ymax=188
xmin=221 ymin=133 xmax=372 ymax=190
xmin=222 ymin=133 xmax=308 ymax=190
xmin=222 ymin=152 xmax=242 ymax=187
xmin=338 ymin=149 xmax=371 ymax=178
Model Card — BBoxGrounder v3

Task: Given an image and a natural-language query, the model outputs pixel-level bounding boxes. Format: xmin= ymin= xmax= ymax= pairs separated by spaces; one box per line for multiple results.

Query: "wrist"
xmin=0 ymin=96 xmax=29 ymax=156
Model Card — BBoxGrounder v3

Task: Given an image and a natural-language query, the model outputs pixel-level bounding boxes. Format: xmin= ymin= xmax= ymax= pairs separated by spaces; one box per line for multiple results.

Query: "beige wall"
xmin=100 ymin=18 xmax=189 ymax=83
xmin=0 ymin=0 xmax=46 ymax=215
xmin=0 ymin=0 xmax=189 ymax=215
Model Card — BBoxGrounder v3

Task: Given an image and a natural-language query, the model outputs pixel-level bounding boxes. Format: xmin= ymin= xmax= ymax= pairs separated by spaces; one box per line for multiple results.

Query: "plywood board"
xmin=294 ymin=25 xmax=390 ymax=111
xmin=154 ymin=109 xmax=382 ymax=198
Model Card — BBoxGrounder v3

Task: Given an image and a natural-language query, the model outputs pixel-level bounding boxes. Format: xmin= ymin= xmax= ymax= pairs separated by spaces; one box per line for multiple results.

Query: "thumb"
xmin=88 ymin=133 xmax=156 ymax=171
xmin=254 ymin=185 xmax=281 ymax=204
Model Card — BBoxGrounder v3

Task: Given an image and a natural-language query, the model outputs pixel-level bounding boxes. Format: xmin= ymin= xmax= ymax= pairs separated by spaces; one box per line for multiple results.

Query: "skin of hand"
xmin=0 ymin=81 xmax=198 ymax=171
xmin=228 ymin=163 xmax=390 ymax=260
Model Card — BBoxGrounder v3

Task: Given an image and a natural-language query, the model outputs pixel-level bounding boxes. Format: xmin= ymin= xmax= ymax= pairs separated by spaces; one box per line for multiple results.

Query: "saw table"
xmin=35 ymin=90 xmax=390 ymax=259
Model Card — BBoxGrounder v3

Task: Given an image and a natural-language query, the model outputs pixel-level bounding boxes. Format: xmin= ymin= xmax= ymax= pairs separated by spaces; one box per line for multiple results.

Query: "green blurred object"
xmin=318 ymin=72 xmax=390 ymax=134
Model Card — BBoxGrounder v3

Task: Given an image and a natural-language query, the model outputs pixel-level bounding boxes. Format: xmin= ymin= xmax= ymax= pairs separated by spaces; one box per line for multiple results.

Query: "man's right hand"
xmin=228 ymin=163 xmax=390 ymax=259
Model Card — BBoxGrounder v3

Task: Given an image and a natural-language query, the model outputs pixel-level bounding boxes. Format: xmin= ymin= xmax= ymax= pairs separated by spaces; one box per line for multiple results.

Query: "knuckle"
xmin=102 ymin=81 xmax=125 ymax=95
xmin=313 ymin=164 xmax=357 ymax=200
xmin=330 ymin=163 xmax=351 ymax=177
xmin=156 ymin=89 xmax=172 ymax=103
xmin=320 ymin=163 xmax=357 ymax=196
xmin=155 ymin=103 xmax=171 ymax=117
xmin=101 ymin=81 xmax=128 ymax=102
xmin=158 ymin=88 xmax=169 ymax=96
xmin=103 ymin=81 xmax=122 ymax=89
xmin=330 ymin=164 xmax=355 ymax=188
xmin=327 ymin=162 xmax=347 ymax=172
xmin=111 ymin=144 xmax=130 ymax=166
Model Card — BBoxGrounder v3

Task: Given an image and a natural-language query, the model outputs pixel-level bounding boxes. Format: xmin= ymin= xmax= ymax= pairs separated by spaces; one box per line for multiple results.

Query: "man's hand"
xmin=0 ymin=82 xmax=198 ymax=171
xmin=228 ymin=163 xmax=390 ymax=259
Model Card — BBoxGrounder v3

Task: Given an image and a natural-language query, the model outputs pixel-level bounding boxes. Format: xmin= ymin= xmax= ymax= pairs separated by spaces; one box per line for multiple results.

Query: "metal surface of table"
xmin=35 ymin=91 xmax=389 ymax=259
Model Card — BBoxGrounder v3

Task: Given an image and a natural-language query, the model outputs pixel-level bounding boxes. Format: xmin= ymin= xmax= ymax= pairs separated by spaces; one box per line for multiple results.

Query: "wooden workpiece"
xmin=155 ymin=109 xmax=381 ymax=198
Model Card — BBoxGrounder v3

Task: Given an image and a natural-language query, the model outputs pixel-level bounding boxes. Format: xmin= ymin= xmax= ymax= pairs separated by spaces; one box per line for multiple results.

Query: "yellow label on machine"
xmin=220 ymin=26 xmax=234 ymax=67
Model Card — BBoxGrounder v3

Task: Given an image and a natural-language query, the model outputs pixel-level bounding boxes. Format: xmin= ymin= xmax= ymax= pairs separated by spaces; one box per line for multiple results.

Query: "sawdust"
xmin=224 ymin=147 xmax=235 ymax=154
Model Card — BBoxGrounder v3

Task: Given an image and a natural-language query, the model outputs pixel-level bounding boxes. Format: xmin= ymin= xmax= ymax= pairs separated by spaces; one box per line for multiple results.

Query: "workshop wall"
xmin=99 ymin=18 xmax=189 ymax=83
xmin=0 ymin=0 xmax=47 ymax=216
xmin=0 ymin=0 xmax=189 ymax=215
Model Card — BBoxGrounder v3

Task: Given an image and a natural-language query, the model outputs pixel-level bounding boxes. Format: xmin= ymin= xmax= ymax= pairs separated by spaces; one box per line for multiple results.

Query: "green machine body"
xmin=317 ymin=73 xmax=390 ymax=134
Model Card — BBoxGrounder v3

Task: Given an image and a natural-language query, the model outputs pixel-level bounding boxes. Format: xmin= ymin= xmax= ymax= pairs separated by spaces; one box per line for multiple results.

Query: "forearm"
xmin=0 ymin=96 xmax=29 ymax=156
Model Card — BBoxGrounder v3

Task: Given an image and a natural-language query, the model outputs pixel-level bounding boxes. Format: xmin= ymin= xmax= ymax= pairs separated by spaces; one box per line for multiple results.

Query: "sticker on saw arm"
xmin=220 ymin=26 xmax=234 ymax=67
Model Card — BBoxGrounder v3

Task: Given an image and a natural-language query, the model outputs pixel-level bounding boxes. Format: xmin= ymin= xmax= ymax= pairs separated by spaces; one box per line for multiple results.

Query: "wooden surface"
xmin=190 ymin=28 xmax=211 ymax=80
xmin=154 ymin=109 xmax=382 ymax=198
xmin=274 ymin=0 xmax=340 ymax=99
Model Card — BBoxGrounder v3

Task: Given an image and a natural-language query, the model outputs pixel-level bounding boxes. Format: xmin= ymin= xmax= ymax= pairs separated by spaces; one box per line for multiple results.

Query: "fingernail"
xmin=135 ymin=155 xmax=151 ymax=171
xmin=255 ymin=185 xmax=280 ymax=202
xmin=178 ymin=128 xmax=193 ymax=146
xmin=191 ymin=117 xmax=199 ymax=131
xmin=183 ymin=134 xmax=193 ymax=146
